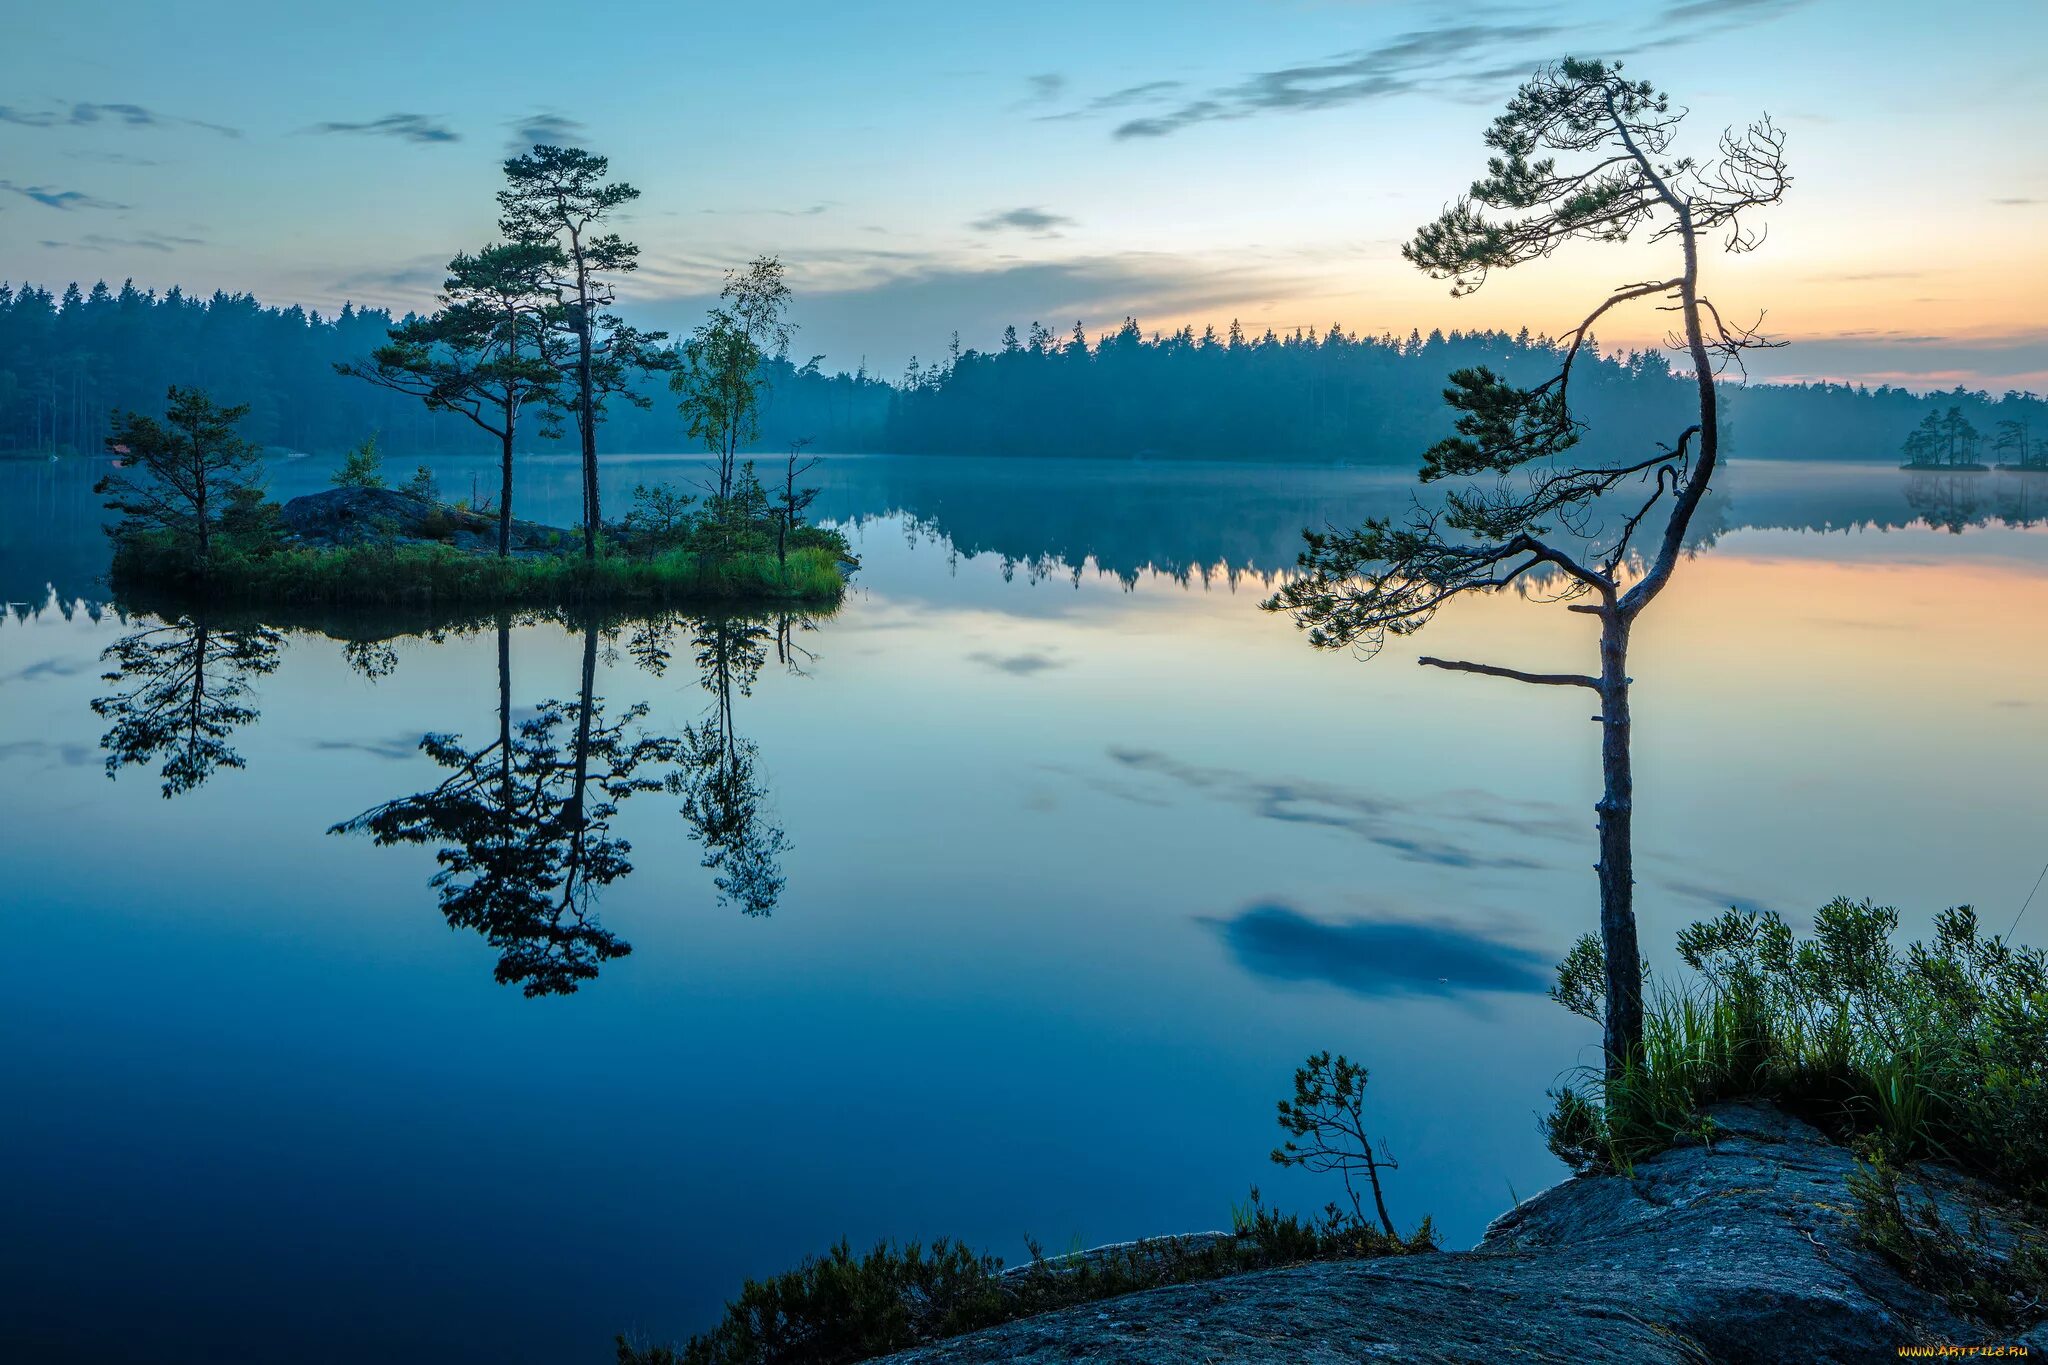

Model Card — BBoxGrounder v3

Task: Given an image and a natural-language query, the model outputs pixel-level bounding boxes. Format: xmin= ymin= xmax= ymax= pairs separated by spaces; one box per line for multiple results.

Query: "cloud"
xmin=1659 ymin=0 xmax=1809 ymax=28
xmin=1112 ymin=22 xmax=1559 ymax=139
xmin=329 ymin=254 xmax=451 ymax=296
xmin=1660 ymin=878 xmax=1782 ymax=918
xmin=967 ymin=649 xmax=1063 ymax=676
xmin=309 ymin=734 xmax=429 ymax=761
xmin=698 ymin=202 xmax=834 ymax=219
xmin=0 ymin=738 xmax=96 ymax=768
xmin=37 ymin=230 xmax=204 ymax=253
xmin=0 ymin=100 xmax=239 ymax=137
xmin=1104 ymin=3 xmax=1815 ymax=139
xmin=1736 ymin=328 xmax=2048 ymax=392
xmin=629 ymin=249 xmax=1316 ymax=376
xmin=1101 ymin=746 xmax=1571 ymax=870
xmin=1022 ymin=73 xmax=1067 ymax=105
xmin=971 ymin=206 xmax=1075 ymax=234
xmin=1205 ymin=902 xmax=1552 ymax=1000
xmin=509 ymin=111 xmax=584 ymax=151
xmin=306 ymin=113 xmax=459 ymax=144
xmin=0 ymin=179 xmax=126 ymax=211
xmin=1992 ymin=197 xmax=2042 ymax=206
xmin=1 ymin=657 xmax=91 ymax=682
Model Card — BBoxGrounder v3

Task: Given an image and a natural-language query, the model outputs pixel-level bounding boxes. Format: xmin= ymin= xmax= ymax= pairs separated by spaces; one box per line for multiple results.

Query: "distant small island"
xmin=1898 ymin=404 xmax=2037 ymax=473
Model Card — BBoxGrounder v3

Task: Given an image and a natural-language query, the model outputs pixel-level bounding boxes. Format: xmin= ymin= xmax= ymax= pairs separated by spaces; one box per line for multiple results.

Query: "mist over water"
xmin=4 ymin=452 xmax=2045 ymax=1362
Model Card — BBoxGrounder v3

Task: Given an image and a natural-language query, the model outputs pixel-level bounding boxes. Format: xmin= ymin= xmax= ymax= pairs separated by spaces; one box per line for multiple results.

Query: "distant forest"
xmin=2 ymin=279 xmax=2040 ymax=463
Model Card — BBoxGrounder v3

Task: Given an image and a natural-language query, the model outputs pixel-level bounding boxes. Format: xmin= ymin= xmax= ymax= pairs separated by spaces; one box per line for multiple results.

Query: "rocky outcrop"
xmin=278 ymin=487 xmax=572 ymax=555
xmin=882 ymin=1105 xmax=2045 ymax=1364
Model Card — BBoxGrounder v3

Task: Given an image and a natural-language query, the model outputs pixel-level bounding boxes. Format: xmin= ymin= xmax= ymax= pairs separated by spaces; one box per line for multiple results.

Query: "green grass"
xmin=109 ymin=533 xmax=846 ymax=609
xmin=1543 ymin=899 xmax=2048 ymax=1328
xmin=1543 ymin=898 xmax=2048 ymax=1199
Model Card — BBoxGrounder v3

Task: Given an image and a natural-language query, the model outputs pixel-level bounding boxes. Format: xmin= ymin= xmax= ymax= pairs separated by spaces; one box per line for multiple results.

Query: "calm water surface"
xmin=3 ymin=453 xmax=2045 ymax=1362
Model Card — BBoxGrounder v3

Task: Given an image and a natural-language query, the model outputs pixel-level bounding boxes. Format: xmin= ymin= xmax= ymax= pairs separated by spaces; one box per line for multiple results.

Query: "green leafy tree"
xmin=1266 ymin=59 xmax=1790 ymax=1079
xmin=337 ymin=243 xmax=563 ymax=554
xmin=97 ymin=386 xmax=266 ymax=565
xmin=497 ymin=144 xmax=672 ymax=559
xmin=673 ymin=255 xmax=796 ymax=505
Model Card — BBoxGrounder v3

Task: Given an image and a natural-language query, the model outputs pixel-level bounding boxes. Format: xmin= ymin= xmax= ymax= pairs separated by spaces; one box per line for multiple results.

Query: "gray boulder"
xmin=278 ymin=486 xmax=574 ymax=556
xmin=881 ymin=1104 xmax=2043 ymax=1364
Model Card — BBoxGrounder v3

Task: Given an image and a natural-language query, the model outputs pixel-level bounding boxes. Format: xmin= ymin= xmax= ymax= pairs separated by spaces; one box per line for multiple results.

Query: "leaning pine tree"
xmin=1266 ymin=59 xmax=1789 ymax=1080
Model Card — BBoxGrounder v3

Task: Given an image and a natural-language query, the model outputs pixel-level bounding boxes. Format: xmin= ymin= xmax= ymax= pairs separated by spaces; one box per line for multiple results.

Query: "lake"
xmin=3 ymin=452 xmax=2045 ymax=1362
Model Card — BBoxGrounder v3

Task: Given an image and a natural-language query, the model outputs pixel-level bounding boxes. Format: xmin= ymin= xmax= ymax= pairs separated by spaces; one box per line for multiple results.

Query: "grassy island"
xmin=110 ymin=533 xmax=848 ymax=608
xmin=97 ymin=391 xmax=852 ymax=610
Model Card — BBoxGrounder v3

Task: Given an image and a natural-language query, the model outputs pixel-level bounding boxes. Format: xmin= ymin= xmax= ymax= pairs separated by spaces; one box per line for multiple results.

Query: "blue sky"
xmin=4 ymin=0 xmax=2044 ymax=387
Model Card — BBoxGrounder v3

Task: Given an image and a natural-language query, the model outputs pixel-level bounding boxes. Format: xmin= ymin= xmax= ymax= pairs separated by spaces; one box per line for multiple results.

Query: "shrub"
xmin=1847 ymin=1137 xmax=2048 ymax=1328
xmin=1542 ymin=900 xmax=2048 ymax=1203
xmin=624 ymin=1056 xmax=1433 ymax=1364
xmin=399 ymin=463 xmax=438 ymax=501
xmin=332 ymin=435 xmax=386 ymax=489
xmin=620 ymin=482 xmax=701 ymax=552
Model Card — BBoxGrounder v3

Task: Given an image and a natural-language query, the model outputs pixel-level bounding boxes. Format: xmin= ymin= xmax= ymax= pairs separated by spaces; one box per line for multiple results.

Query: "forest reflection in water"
xmin=92 ymin=605 xmax=818 ymax=993
xmin=11 ymin=456 xmax=2048 ymax=615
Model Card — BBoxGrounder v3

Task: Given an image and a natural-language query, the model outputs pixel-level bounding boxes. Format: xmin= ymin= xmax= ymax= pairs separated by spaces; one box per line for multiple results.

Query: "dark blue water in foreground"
xmin=3 ymin=453 xmax=2045 ymax=1362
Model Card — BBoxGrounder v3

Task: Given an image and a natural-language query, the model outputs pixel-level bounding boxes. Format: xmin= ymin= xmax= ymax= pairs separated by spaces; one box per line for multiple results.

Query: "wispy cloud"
xmin=967 ymin=649 xmax=1064 ymax=676
xmin=1111 ymin=22 xmax=1558 ymax=139
xmin=1659 ymin=878 xmax=1783 ymax=918
xmin=508 ymin=111 xmax=583 ymax=152
xmin=0 ymin=100 xmax=240 ymax=137
xmin=1205 ymin=902 xmax=1552 ymax=1000
xmin=632 ymin=249 xmax=1318 ymax=372
xmin=36 ymin=230 xmax=204 ymax=252
xmin=0 ymin=179 xmax=127 ymax=211
xmin=306 ymin=113 xmax=459 ymax=144
xmin=1100 ymin=746 xmax=1572 ymax=870
xmin=1020 ymin=72 xmax=1067 ymax=106
xmin=971 ymin=206 xmax=1075 ymax=234
xmin=309 ymin=734 xmax=430 ymax=761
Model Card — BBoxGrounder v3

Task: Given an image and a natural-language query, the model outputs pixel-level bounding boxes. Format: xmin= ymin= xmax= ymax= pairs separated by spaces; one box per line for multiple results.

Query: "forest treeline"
xmin=2 ymin=279 xmax=2040 ymax=463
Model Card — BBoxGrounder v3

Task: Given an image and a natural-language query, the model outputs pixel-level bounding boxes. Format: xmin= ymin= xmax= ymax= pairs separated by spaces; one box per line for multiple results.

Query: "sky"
xmin=3 ymin=0 xmax=2044 ymax=390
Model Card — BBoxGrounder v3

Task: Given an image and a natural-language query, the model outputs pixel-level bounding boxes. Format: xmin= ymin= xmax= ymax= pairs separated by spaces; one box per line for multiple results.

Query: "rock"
xmin=880 ymin=1104 xmax=2043 ymax=1364
xmin=278 ymin=486 xmax=573 ymax=556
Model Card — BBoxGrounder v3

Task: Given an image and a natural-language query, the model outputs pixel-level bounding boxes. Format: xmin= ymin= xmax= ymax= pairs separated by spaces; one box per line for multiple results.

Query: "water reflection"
xmin=641 ymin=613 xmax=793 ymax=918
xmin=89 ymin=602 xmax=811 ymax=992
xmin=1207 ymin=902 xmax=1553 ymax=1001
xmin=331 ymin=618 xmax=684 ymax=996
xmin=13 ymin=455 xmax=2048 ymax=614
xmin=92 ymin=616 xmax=284 ymax=796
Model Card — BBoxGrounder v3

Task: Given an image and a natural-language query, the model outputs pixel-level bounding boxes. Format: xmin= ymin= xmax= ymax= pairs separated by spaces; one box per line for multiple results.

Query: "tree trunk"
xmin=578 ymin=295 xmax=598 ymax=561
xmin=498 ymin=428 xmax=515 ymax=559
xmin=1366 ymin=1159 xmax=1396 ymax=1239
xmin=1596 ymin=611 xmax=1644 ymax=1082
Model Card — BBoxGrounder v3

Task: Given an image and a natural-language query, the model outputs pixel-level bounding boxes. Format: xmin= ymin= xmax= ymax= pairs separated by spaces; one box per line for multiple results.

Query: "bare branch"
xmin=1418 ymin=656 xmax=1601 ymax=690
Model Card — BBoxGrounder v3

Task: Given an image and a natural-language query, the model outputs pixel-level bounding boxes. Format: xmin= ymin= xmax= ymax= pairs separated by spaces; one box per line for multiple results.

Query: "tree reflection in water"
xmin=628 ymin=612 xmax=794 ymax=918
xmin=327 ymin=607 xmax=809 ymax=993
xmin=92 ymin=616 xmax=284 ymax=797
xmin=331 ymin=617 xmax=685 ymax=996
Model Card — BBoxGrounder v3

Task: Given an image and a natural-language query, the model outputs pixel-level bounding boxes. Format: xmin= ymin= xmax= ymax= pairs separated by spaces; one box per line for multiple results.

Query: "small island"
xmin=103 ymin=415 xmax=851 ymax=608
xmin=99 ymin=155 xmax=851 ymax=611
